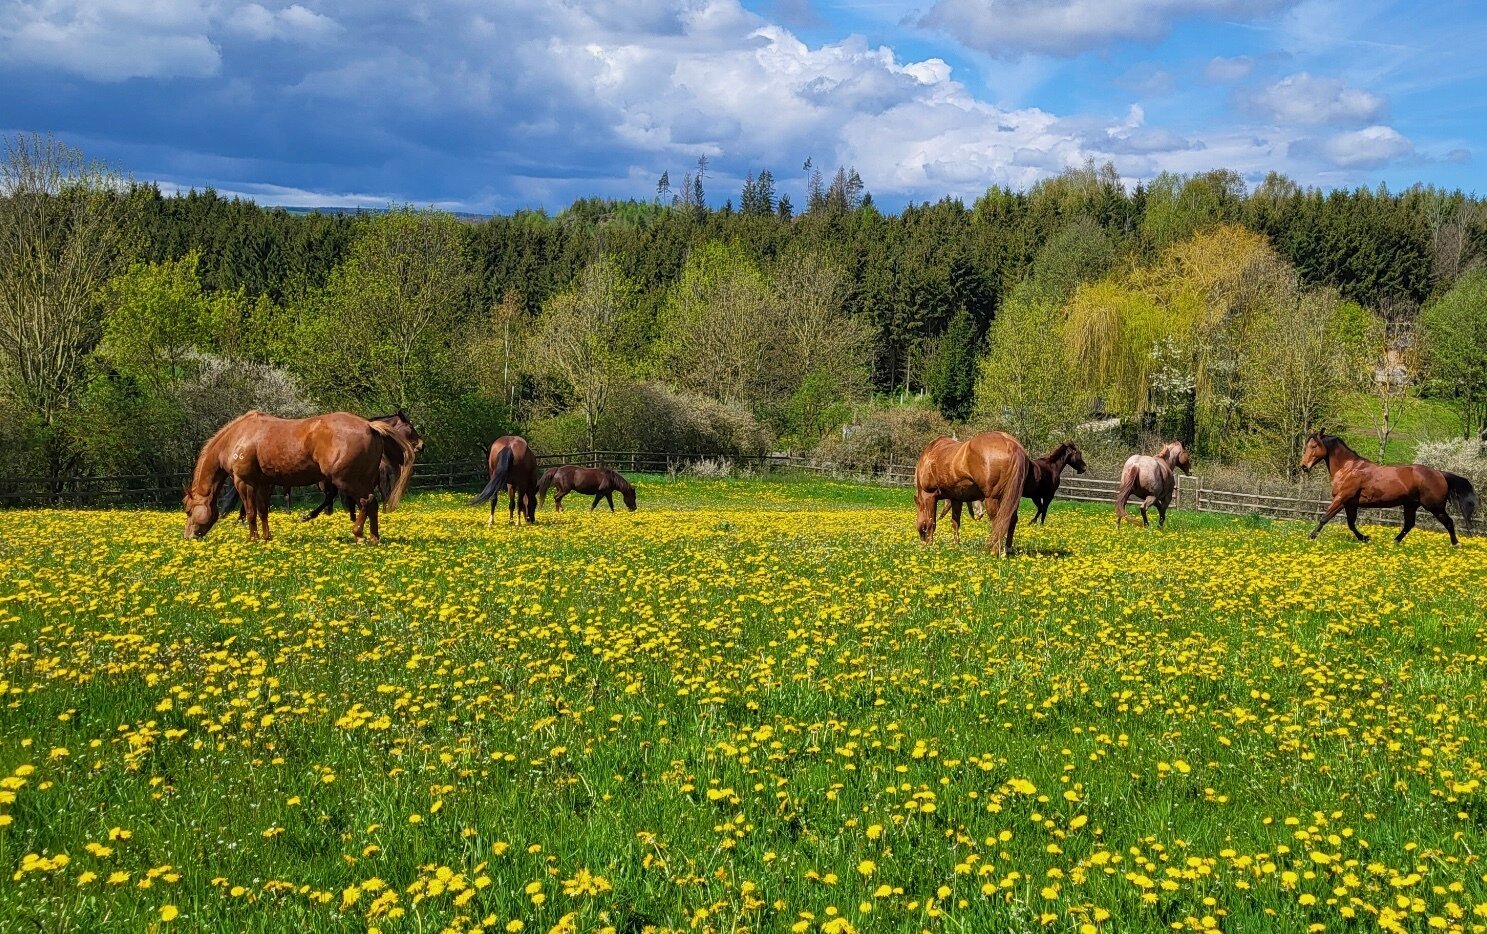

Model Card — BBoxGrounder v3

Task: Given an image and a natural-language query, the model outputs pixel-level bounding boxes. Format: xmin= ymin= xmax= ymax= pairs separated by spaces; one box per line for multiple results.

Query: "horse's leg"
xmin=365 ymin=498 xmax=380 ymax=545
xmin=554 ymin=489 xmax=565 ymax=512
xmin=257 ymin=487 xmax=273 ymax=542
xmin=1309 ymin=497 xmax=1348 ymax=540
xmin=1429 ymin=506 xmax=1459 ymax=546
xmin=1036 ymin=498 xmax=1048 ymax=524
xmin=1396 ymin=504 xmax=1417 ymax=543
xmin=509 ymin=486 xmax=518 ymax=524
xmin=590 ymin=494 xmax=601 ymax=512
xmin=1156 ymin=495 xmax=1168 ymax=530
xmin=237 ymin=480 xmax=259 ymax=541
xmin=1140 ymin=495 xmax=1156 ymax=528
xmin=1343 ymin=502 xmax=1369 ymax=542
xmin=1004 ymin=508 xmax=1019 ymax=556
xmin=352 ymin=496 xmax=371 ymax=542
xmin=1115 ymin=491 xmax=1128 ymax=527
xmin=950 ymin=501 xmax=962 ymax=545
xmin=983 ymin=495 xmax=998 ymax=550
xmin=488 ymin=491 xmax=497 ymax=527
xmin=607 ymin=492 xmax=615 ymax=512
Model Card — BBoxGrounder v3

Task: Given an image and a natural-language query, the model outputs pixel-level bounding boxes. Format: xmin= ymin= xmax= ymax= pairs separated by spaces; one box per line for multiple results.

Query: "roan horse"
xmin=1300 ymin=432 xmax=1476 ymax=546
xmin=914 ymin=432 xmax=1030 ymax=556
xmin=224 ymin=411 xmax=424 ymax=524
xmin=537 ymin=465 xmax=637 ymax=512
xmin=1115 ymin=440 xmax=1191 ymax=528
xmin=184 ymin=411 xmax=416 ymax=543
xmin=471 ymin=435 xmax=538 ymax=525
xmin=939 ymin=441 xmax=1087 ymax=525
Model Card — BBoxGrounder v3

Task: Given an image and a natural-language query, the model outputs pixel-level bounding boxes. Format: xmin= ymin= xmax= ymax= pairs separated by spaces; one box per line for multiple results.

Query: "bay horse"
xmin=914 ymin=432 xmax=1029 ymax=556
xmin=1300 ymin=432 xmax=1476 ymax=546
xmin=184 ymin=411 xmax=416 ymax=543
xmin=225 ymin=411 xmax=424 ymax=524
xmin=537 ymin=465 xmax=637 ymax=512
xmin=471 ymin=435 xmax=538 ymax=525
xmin=939 ymin=441 xmax=1087 ymax=525
xmin=1115 ymin=440 xmax=1190 ymax=528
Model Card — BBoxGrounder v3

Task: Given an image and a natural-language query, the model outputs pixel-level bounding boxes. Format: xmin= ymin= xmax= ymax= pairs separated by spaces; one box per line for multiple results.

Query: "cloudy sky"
xmin=1 ymin=0 xmax=1482 ymax=213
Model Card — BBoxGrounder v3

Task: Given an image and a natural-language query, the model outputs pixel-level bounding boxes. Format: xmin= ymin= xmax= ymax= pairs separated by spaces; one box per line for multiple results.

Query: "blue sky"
xmin=2 ymin=0 xmax=1483 ymax=213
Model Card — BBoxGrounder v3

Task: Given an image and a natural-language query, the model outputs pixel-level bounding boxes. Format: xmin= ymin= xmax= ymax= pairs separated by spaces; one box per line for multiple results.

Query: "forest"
xmin=2 ymin=135 xmax=1486 ymax=484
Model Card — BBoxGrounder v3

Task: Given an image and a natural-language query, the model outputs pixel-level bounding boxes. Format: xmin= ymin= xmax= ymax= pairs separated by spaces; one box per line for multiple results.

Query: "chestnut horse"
xmin=537 ymin=465 xmax=637 ymax=512
xmin=1115 ymin=440 xmax=1191 ymax=528
xmin=939 ymin=441 xmax=1087 ymax=525
xmin=184 ymin=411 xmax=416 ymax=543
xmin=914 ymin=432 xmax=1030 ymax=556
xmin=224 ymin=411 xmax=424 ymax=524
xmin=1300 ymin=432 xmax=1476 ymax=546
xmin=471 ymin=435 xmax=538 ymax=525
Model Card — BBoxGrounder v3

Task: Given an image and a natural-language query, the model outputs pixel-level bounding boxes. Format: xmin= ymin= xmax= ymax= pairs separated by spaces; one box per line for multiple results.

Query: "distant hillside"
xmin=279 ymin=205 xmax=492 ymax=222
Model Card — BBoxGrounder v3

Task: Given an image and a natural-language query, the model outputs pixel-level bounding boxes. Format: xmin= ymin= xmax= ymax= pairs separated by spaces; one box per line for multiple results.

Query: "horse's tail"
xmin=536 ymin=467 xmax=559 ymax=505
xmin=1446 ymin=472 xmax=1477 ymax=526
xmin=471 ymin=448 xmax=513 ymax=506
xmin=368 ymin=421 xmax=416 ymax=512
xmin=990 ymin=449 xmax=1029 ymax=556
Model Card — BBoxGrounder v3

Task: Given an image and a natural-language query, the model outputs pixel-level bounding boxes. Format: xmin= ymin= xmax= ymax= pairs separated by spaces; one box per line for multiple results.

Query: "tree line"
xmin=2 ymin=134 xmax=1485 ymax=485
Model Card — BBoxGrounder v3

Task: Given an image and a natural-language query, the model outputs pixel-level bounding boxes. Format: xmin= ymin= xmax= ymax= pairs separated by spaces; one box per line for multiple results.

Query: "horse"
xmin=1300 ymin=432 xmax=1476 ymax=546
xmin=184 ymin=411 xmax=416 ymax=543
xmin=938 ymin=441 xmax=1087 ymax=525
xmin=1115 ymin=440 xmax=1190 ymax=528
xmin=914 ymin=432 xmax=1030 ymax=556
xmin=536 ymin=465 xmax=637 ymax=512
xmin=224 ymin=411 xmax=425 ymax=524
xmin=471 ymin=435 xmax=538 ymax=525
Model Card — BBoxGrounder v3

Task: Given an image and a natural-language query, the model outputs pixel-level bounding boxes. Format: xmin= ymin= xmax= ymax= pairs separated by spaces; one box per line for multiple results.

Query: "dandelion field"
xmin=1 ymin=477 xmax=1486 ymax=934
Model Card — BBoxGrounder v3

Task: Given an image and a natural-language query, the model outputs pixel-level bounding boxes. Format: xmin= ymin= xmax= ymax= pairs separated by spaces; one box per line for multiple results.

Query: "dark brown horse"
xmin=184 ymin=411 xmax=416 ymax=543
xmin=1115 ymin=440 xmax=1190 ymax=528
xmin=471 ymin=435 xmax=538 ymax=525
xmin=939 ymin=441 xmax=1087 ymax=525
xmin=914 ymin=432 xmax=1029 ymax=556
xmin=1300 ymin=432 xmax=1476 ymax=545
xmin=226 ymin=411 xmax=424 ymax=524
xmin=537 ymin=465 xmax=637 ymax=512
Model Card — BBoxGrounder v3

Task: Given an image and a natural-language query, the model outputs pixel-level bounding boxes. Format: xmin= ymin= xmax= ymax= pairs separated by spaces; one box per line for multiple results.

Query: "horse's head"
xmin=1066 ymin=444 xmax=1087 ymax=475
xmin=182 ymin=486 xmax=219 ymax=540
xmin=914 ymin=490 xmax=937 ymax=542
xmin=622 ymin=484 xmax=637 ymax=512
xmin=1161 ymin=441 xmax=1192 ymax=475
xmin=1299 ymin=432 xmax=1329 ymax=473
xmin=385 ymin=410 xmax=425 ymax=455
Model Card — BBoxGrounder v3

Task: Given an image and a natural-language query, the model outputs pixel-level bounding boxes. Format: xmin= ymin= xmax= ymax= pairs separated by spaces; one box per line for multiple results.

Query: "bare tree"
xmin=0 ymin=134 xmax=128 ymax=467
xmin=1367 ymin=309 xmax=1420 ymax=462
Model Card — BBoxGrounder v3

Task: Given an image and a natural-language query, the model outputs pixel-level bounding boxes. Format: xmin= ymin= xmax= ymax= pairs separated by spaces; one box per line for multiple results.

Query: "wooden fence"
xmin=0 ymin=450 xmax=1468 ymax=534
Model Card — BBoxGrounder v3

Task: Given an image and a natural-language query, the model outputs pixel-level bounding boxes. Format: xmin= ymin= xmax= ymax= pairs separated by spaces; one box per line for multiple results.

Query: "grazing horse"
xmin=184 ymin=411 xmax=416 ymax=543
xmin=1300 ymin=432 xmax=1476 ymax=546
xmin=537 ymin=465 xmax=637 ymax=512
xmin=1115 ymin=440 xmax=1191 ymax=528
xmin=938 ymin=441 xmax=1087 ymax=525
xmin=226 ymin=411 xmax=425 ymax=524
xmin=914 ymin=432 xmax=1030 ymax=556
xmin=471 ymin=435 xmax=538 ymax=525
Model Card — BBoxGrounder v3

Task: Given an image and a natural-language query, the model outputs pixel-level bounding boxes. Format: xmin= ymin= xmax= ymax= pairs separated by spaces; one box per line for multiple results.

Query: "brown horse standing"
xmin=1300 ymin=432 xmax=1476 ymax=545
xmin=472 ymin=435 xmax=538 ymax=525
xmin=914 ymin=432 xmax=1030 ymax=556
xmin=1115 ymin=440 xmax=1191 ymax=528
xmin=537 ymin=465 xmax=637 ymax=512
xmin=939 ymin=441 xmax=1087 ymax=525
xmin=184 ymin=411 xmax=416 ymax=543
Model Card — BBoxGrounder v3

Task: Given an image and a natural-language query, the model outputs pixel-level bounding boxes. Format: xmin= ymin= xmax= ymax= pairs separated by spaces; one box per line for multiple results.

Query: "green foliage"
xmin=1420 ymin=269 xmax=1487 ymax=439
xmin=973 ymin=287 xmax=1079 ymax=449
xmin=924 ymin=308 xmax=979 ymax=421
xmin=98 ymin=251 xmax=237 ymax=386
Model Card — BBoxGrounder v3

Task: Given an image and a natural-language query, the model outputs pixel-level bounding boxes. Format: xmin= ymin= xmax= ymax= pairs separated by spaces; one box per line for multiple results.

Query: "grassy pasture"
xmin=0 ymin=476 xmax=1485 ymax=933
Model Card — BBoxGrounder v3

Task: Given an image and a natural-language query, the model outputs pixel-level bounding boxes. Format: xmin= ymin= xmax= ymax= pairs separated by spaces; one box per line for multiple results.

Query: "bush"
xmin=812 ymin=403 xmax=951 ymax=471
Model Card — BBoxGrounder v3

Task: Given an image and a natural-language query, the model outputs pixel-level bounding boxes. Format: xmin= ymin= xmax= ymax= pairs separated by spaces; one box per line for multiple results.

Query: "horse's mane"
xmin=1043 ymin=442 xmax=1074 ymax=462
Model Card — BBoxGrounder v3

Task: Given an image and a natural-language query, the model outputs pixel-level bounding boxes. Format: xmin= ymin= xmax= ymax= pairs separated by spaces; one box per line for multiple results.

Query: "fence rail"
xmin=0 ymin=451 xmax=1468 ymax=534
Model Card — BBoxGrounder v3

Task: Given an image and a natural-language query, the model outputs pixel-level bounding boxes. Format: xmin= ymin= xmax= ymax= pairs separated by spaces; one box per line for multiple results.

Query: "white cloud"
xmin=917 ymin=0 xmax=1296 ymax=58
xmin=1204 ymin=55 xmax=1255 ymax=82
xmin=0 ymin=0 xmax=220 ymax=80
xmin=225 ymin=4 xmax=341 ymax=43
xmin=1297 ymin=124 xmax=1413 ymax=168
xmin=1247 ymin=72 xmax=1386 ymax=125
